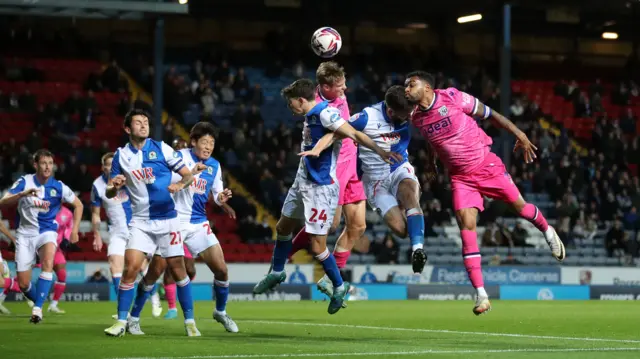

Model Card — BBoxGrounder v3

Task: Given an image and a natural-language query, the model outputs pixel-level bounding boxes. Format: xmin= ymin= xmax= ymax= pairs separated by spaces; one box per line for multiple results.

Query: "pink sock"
xmin=333 ymin=250 xmax=351 ymax=269
xmin=165 ymin=283 xmax=177 ymax=310
xmin=461 ymin=230 xmax=484 ymax=288
xmin=288 ymin=229 xmax=311 ymax=260
xmin=53 ymin=282 xmax=66 ymax=301
xmin=519 ymin=203 xmax=549 ymax=233
xmin=4 ymin=277 xmax=20 ymax=294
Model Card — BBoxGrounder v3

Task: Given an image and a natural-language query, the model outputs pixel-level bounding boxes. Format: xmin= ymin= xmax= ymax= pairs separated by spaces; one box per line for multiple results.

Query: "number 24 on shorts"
xmin=309 ymin=208 xmax=328 ymax=223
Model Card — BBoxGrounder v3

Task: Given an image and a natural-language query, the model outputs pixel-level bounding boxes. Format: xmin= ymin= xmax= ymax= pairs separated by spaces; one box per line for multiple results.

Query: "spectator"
xmin=372 ymin=233 xmax=399 ymax=264
xmin=87 ymin=270 xmax=109 ymax=283
xmin=605 ymin=219 xmax=626 ymax=257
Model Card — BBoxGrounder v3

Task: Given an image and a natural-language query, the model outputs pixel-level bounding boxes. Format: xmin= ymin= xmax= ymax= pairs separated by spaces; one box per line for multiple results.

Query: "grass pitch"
xmin=0 ymin=300 xmax=638 ymax=359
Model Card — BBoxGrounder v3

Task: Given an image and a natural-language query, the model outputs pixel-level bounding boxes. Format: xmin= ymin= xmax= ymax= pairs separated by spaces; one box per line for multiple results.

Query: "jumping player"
xmin=307 ymin=86 xmax=427 ymax=282
xmin=405 ymin=71 xmax=565 ymax=315
xmin=104 ymin=109 xmax=198 ymax=337
xmin=253 ymin=79 xmax=401 ymax=313
xmin=287 ymin=62 xmax=369 ymax=296
xmin=0 ymin=149 xmax=83 ymax=323
xmin=169 ymin=121 xmax=238 ymax=332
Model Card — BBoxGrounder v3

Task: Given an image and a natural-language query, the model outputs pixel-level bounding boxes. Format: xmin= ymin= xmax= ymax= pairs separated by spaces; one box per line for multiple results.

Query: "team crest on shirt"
xmin=148 ymin=151 xmax=157 ymax=160
xmin=50 ymin=189 xmax=57 ymax=197
xmin=309 ymin=116 xmax=317 ymax=125
xmin=438 ymin=106 xmax=449 ymax=117
xmin=207 ymin=166 xmax=213 ymax=174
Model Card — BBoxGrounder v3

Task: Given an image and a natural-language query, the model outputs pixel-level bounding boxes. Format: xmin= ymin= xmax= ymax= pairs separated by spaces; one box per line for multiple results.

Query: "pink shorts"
xmin=184 ymin=244 xmax=193 ymax=259
xmin=336 ymin=157 xmax=366 ymax=206
xmin=450 ymin=152 xmax=521 ymax=212
xmin=35 ymin=249 xmax=66 ymax=268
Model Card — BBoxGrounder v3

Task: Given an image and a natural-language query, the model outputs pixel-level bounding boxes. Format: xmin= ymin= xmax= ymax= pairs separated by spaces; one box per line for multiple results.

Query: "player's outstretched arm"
xmin=0 ymin=178 xmax=37 ymax=207
xmin=299 ymin=132 xmax=336 ymax=157
xmin=474 ymin=101 xmax=538 ymax=163
xmin=0 ymin=220 xmax=16 ymax=244
xmin=168 ymin=166 xmax=194 ymax=194
xmin=334 ymin=122 xmax=402 ymax=164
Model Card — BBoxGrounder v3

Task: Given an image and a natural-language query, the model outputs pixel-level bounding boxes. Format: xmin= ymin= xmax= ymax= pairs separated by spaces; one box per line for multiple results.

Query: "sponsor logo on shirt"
xmin=33 ymin=199 xmax=51 ymax=212
xmin=380 ymin=132 xmax=401 ymax=144
xmin=423 ymin=117 xmax=453 ymax=136
xmin=131 ymin=168 xmax=156 ymax=184
xmin=190 ymin=178 xmax=208 ymax=195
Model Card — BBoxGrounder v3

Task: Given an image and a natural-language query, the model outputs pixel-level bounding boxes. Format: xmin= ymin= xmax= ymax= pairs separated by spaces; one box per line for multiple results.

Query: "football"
xmin=311 ymin=27 xmax=342 ymax=58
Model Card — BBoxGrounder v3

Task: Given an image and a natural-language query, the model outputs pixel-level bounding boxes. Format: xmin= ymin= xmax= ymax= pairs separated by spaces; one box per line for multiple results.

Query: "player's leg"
xmin=254 ymin=184 xmax=302 ymax=294
xmin=129 ymin=254 xmax=166 ymax=333
xmin=162 ymin=219 xmax=199 ymax=336
xmin=451 ymin=176 xmax=491 ymax=315
xmin=510 ymin=195 xmax=565 ymax=260
xmin=396 ymin=177 xmax=427 ymax=273
xmin=107 ymin=234 xmax=127 ymax=298
xmin=15 ymin=236 xmax=39 ymax=306
xmin=28 ymin=233 xmax=58 ymax=323
xmin=48 ymin=251 xmax=67 ymax=314
xmin=195 ymin=227 xmax=237 ymax=333
xmin=105 ymin=225 xmax=153 ymax=337
xmin=163 ymin=265 xmax=178 ymax=319
xmin=0 ymin=259 xmax=9 ymax=314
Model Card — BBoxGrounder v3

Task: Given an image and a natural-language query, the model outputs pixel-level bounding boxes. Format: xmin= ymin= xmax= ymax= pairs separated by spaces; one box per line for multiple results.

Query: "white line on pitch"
xmin=242 ymin=320 xmax=640 ymax=344
xmin=111 ymin=347 xmax=640 ymax=359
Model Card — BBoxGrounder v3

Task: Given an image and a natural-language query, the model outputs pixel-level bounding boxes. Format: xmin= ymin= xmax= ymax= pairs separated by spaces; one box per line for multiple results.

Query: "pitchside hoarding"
xmin=561 ymin=267 xmax=640 ymax=286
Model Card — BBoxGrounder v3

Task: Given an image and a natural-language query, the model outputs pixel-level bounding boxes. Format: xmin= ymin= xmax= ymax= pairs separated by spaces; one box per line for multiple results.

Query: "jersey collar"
xmin=189 ymin=148 xmax=204 ymax=163
xmin=127 ymin=139 xmax=149 ymax=154
xmin=418 ymin=92 xmax=438 ymax=112
xmin=33 ymin=174 xmax=53 ymax=187
xmin=381 ymin=102 xmax=392 ymax=123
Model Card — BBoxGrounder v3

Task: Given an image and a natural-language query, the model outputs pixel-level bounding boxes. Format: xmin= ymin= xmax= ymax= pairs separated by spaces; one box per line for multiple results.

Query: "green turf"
xmin=0 ymin=300 xmax=638 ymax=359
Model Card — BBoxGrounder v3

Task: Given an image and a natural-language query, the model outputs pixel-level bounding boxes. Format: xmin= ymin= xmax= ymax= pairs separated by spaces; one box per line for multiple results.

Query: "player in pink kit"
xmin=287 ymin=61 xmax=373 ymax=297
xmin=46 ymin=205 xmax=75 ymax=313
xmin=405 ymin=71 xmax=565 ymax=315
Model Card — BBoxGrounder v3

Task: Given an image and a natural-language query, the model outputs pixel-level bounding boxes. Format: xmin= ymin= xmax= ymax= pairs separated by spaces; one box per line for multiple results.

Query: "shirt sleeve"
xmin=161 ymin=142 xmax=186 ymax=173
xmin=60 ymin=182 xmax=77 ymax=204
xmin=450 ymin=87 xmax=479 ymax=116
xmin=209 ymin=165 xmax=224 ymax=206
xmin=319 ymin=107 xmax=346 ymax=132
xmin=348 ymin=110 xmax=369 ymax=131
xmin=110 ymin=149 xmax=122 ymax=178
xmin=90 ymin=184 xmax=102 ymax=208
xmin=8 ymin=176 xmax=26 ymax=195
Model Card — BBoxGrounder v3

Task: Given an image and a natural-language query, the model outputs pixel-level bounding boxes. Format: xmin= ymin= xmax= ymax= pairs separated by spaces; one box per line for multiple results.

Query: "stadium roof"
xmin=0 ymin=0 xmax=188 ymax=20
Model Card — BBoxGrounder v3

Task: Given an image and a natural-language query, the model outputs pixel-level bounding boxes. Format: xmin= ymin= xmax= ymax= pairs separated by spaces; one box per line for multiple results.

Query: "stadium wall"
xmin=3 ymin=262 xmax=640 ymax=302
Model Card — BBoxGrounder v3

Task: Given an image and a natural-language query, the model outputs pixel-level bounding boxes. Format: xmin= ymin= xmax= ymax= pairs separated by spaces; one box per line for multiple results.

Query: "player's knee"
xmin=214 ymin=265 xmax=228 ymax=281
xmin=187 ymin=265 xmax=197 ymax=280
xmin=347 ymin=222 xmax=366 ymax=239
xmin=455 ymin=211 xmax=477 ymax=231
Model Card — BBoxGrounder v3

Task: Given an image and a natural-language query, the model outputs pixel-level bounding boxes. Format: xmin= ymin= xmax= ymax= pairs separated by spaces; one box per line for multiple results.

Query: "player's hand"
xmin=70 ymin=231 xmax=79 ymax=244
xmin=112 ymin=175 xmax=127 ymax=189
xmin=167 ymin=183 xmax=183 ymax=194
xmin=222 ymin=204 xmax=236 ymax=219
xmin=298 ymin=150 xmax=321 ymax=158
xmin=379 ymin=151 xmax=404 ymax=164
xmin=8 ymin=235 xmax=16 ymax=245
xmin=513 ymin=133 xmax=538 ymax=164
xmin=20 ymin=188 xmax=38 ymax=197
xmin=93 ymin=232 xmax=103 ymax=252
xmin=192 ymin=163 xmax=208 ymax=175
xmin=217 ymin=188 xmax=233 ymax=204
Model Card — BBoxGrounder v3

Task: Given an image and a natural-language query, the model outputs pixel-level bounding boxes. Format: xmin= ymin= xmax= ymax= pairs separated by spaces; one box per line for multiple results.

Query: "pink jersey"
xmin=316 ymin=88 xmax=356 ymax=163
xmin=56 ymin=206 xmax=73 ymax=245
xmin=411 ymin=88 xmax=493 ymax=175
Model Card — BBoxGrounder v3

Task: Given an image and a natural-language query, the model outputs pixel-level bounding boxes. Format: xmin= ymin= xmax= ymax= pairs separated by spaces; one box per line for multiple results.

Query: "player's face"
xmin=192 ymin=135 xmax=215 ymax=160
xmin=321 ymin=76 xmax=346 ymax=100
xmin=126 ymin=115 xmax=150 ymax=139
xmin=34 ymin=156 xmax=54 ymax=179
xmin=102 ymin=158 xmax=112 ymax=177
xmin=404 ymin=76 xmax=425 ymax=104
xmin=287 ymin=98 xmax=306 ymax=115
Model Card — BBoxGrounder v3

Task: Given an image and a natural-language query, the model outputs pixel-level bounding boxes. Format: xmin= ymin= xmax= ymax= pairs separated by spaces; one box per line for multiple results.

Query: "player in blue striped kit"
xmin=104 ymin=109 xmax=199 ymax=337
xmin=0 ymin=149 xmax=84 ymax=324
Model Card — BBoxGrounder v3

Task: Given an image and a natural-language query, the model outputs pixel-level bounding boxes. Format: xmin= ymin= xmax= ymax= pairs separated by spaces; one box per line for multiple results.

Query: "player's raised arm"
xmin=299 ymin=132 xmax=336 ymax=157
xmin=162 ymin=142 xmax=194 ymax=193
xmin=0 ymin=177 xmax=38 ymax=207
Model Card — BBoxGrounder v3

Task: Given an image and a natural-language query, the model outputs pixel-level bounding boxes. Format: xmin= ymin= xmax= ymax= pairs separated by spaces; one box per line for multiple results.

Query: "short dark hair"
xmin=33 ymin=149 xmax=54 ymax=163
xmin=406 ymin=71 xmax=435 ymax=88
xmin=101 ymin=152 xmax=115 ymax=165
xmin=124 ymin=108 xmax=151 ymax=129
xmin=385 ymin=85 xmax=412 ymax=112
xmin=281 ymin=79 xmax=316 ymax=101
xmin=189 ymin=122 xmax=217 ymax=142
xmin=316 ymin=61 xmax=345 ymax=86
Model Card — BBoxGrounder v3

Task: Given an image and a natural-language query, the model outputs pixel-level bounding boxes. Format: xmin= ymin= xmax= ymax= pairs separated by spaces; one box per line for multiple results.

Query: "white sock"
xmin=215 ymin=309 xmax=227 ymax=316
xmin=477 ymin=287 xmax=488 ymax=298
xmin=184 ymin=318 xmax=195 ymax=324
xmin=50 ymin=300 xmax=58 ymax=307
xmin=130 ymin=316 xmax=140 ymax=321
xmin=118 ymin=319 xmax=127 ymax=324
xmin=544 ymin=227 xmax=555 ymax=242
xmin=271 ymin=270 xmax=283 ymax=276
xmin=151 ymin=292 xmax=160 ymax=306
xmin=335 ymin=284 xmax=344 ymax=291
xmin=412 ymin=243 xmax=424 ymax=251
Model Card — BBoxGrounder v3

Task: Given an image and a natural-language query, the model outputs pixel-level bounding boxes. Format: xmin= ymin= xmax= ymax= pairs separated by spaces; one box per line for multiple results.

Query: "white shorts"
xmin=181 ymin=221 xmax=219 ymax=256
xmin=281 ymin=178 xmax=339 ymax=235
xmin=127 ymin=218 xmax=183 ymax=258
xmin=363 ymin=162 xmax=419 ymax=217
xmin=107 ymin=230 xmax=129 ymax=257
xmin=15 ymin=231 xmax=58 ymax=272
